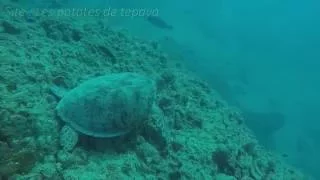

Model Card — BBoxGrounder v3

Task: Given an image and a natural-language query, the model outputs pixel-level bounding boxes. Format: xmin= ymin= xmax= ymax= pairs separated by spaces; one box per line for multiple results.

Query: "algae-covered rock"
xmin=0 ymin=146 xmax=38 ymax=178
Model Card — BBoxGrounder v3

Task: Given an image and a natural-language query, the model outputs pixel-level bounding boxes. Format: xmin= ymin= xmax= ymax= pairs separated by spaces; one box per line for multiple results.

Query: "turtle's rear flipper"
xmin=60 ymin=125 xmax=78 ymax=151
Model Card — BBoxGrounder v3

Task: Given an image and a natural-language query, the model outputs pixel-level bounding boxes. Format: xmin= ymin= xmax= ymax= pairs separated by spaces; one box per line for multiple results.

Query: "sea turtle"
xmin=50 ymin=72 xmax=156 ymax=151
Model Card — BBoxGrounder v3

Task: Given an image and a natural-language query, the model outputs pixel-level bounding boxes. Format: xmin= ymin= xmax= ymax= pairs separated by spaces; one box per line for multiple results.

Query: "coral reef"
xmin=0 ymin=1 xmax=308 ymax=179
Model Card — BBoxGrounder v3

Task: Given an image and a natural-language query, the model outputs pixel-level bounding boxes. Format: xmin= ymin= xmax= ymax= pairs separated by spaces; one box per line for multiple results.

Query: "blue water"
xmin=12 ymin=0 xmax=320 ymax=178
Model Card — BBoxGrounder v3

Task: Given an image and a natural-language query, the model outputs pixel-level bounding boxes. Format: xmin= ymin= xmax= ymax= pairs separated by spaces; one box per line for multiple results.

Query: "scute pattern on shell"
xmin=56 ymin=73 xmax=156 ymax=137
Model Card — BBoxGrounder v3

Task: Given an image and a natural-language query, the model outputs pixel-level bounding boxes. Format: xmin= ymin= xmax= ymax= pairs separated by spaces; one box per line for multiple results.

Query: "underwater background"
xmin=0 ymin=0 xmax=319 ymax=179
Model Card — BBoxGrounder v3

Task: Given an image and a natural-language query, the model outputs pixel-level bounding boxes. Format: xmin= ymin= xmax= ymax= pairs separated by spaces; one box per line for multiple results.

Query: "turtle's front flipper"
xmin=60 ymin=125 xmax=78 ymax=151
xmin=49 ymin=85 xmax=67 ymax=99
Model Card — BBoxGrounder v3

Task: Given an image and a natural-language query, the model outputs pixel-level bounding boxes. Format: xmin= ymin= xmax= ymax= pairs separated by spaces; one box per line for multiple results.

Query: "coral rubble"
xmin=0 ymin=1 xmax=307 ymax=179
